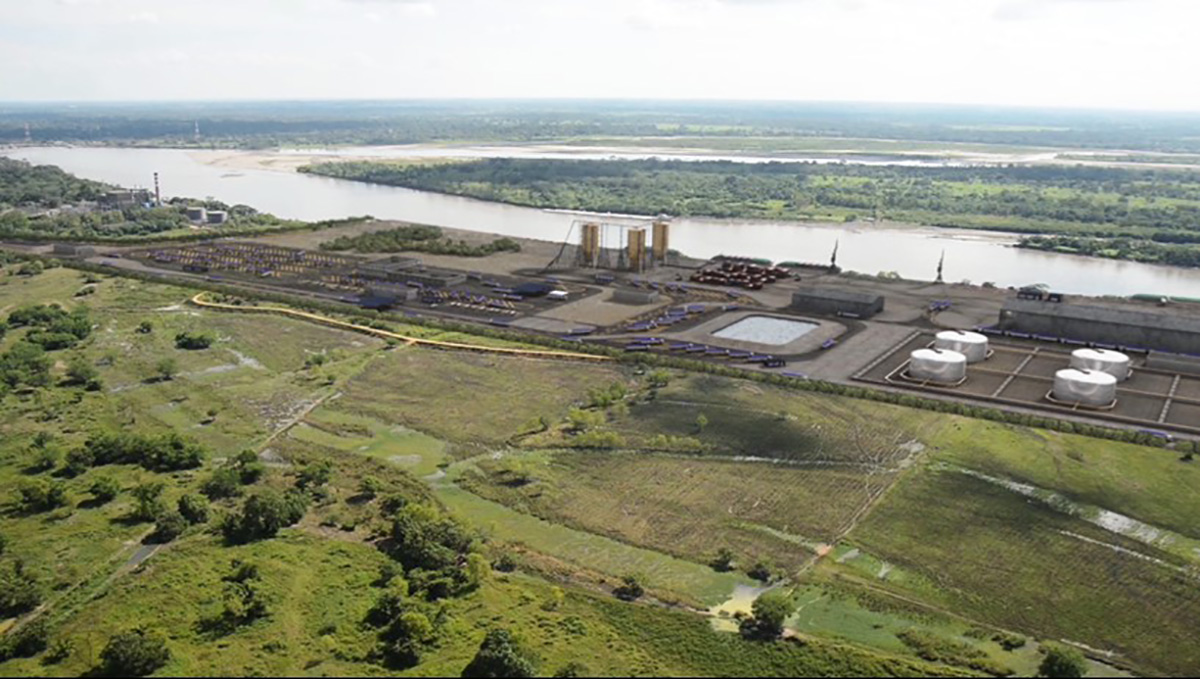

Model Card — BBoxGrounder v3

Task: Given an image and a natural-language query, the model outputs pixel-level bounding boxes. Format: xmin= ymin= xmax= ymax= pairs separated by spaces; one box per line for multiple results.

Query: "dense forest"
xmin=301 ymin=158 xmax=1200 ymax=238
xmin=5 ymin=100 xmax=1200 ymax=151
xmin=0 ymin=158 xmax=108 ymax=207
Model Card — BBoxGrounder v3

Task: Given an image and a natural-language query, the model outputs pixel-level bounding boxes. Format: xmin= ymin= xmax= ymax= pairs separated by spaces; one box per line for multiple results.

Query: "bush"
xmin=747 ymin=561 xmax=773 ymax=583
xmin=296 ymin=460 xmax=332 ymax=490
xmin=65 ymin=354 xmax=102 ymax=390
xmin=148 ymin=510 xmax=187 ymax=543
xmin=230 ymin=449 xmax=264 ymax=484
xmin=0 ymin=618 xmax=49 ymax=661
xmin=739 ymin=591 xmax=793 ymax=639
xmin=177 ymin=494 xmax=210 ymax=524
xmin=222 ymin=490 xmax=309 ymax=543
xmin=710 ymin=547 xmax=735 ymax=572
xmin=174 ymin=331 xmax=214 ymax=350
xmin=0 ymin=560 xmax=42 ymax=617
xmin=154 ymin=357 xmax=177 ymax=381
xmin=359 ymin=475 xmax=383 ymax=498
xmin=461 ymin=629 xmax=539 ymax=678
xmin=99 ymin=628 xmax=171 ymax=677
xmin=63 ymin=447 xmax=95 ymax=477
xmin=30 ymin=446 xmax=60 ymax=473
xmin=17 ymin=478 xmax=68 ymax=513
xmin=613 ymin=574 xmax=644 ymax=601
xmin=202 ymin=467 xmax=242 ymax=499
xmin=89 ymin=475 xmax=121 ymax=503
xmin=1039 ymin=643 xmax=1087 ymax=678
xmin=130 ymin=481 xmax=166 ymax=522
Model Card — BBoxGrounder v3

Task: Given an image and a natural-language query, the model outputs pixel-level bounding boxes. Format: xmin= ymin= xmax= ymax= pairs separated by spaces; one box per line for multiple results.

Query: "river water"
xmin=5 ymin=145 xmax=1200 ymax=297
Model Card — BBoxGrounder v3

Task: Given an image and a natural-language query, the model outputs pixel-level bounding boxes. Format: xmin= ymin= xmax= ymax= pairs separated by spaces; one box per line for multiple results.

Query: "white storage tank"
xmin=1070 ymin=348 xmax=1131 ymax=382
xmin=934 ymin=330 xmax=989 ymax=363
xmin=1052 ymin=369 xmax=1117 ymax=407
xmin=909 ymin=348 xmax=967 ymax=383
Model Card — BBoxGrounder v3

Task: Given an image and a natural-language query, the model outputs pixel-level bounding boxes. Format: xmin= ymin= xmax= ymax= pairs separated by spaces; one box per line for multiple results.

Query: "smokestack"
xmin=153 ymin=172 xmax=161 ymax=206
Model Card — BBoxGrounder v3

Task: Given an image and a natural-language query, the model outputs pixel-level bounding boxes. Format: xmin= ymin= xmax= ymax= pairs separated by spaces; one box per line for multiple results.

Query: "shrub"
xmin=0 ymin=560 xmax=42 ymax=617
xmin=0 ymin=618 xmax=48 ymax=661
xmin=296 ymin=460 xmax=332 ymax=490
xmin=222 ymin=490 xmax=309 ymax=543
xmin=89 ymin=475 xmax=121 ymax=503
xmin=739 ymin=591 xmax=793 ymax=640
xmin=613 ymin=574 xmax=644 ymax=601
xmin=148 ymin=510 xmax=187 ymax=543
xmin=130 ymin=481 xmax=166 ymax=522
xmin=1039 ymin=643 xmax=1087 ymax=678
xmin=174 ymin=331 xmax=214 ymax=350
xmin=154 ymin=357 xmax=177 ymax=381
xmin=710 ymin=547 xmax=735 ymax=572
xmin=461 ymin=629 xmax=539 ymax=678
xmin=31 ymin=446 xmax=60 ymax=473
xmin=63 ymin=447 xmax=95 ymax=477
xmin=177 ymin=494 xmax=211 ymax=524
xmin=99 ymin=628 xmax=171 ymax=677
xmin=230 ymin=449 xmax=264 ymax=484
xmin=202 ymin=467 xmax=242 ymax=499
xmin=747 ymin=561 xmax=773 ymax=583
xmin=17 ymin=478 xmax=68 ymax=512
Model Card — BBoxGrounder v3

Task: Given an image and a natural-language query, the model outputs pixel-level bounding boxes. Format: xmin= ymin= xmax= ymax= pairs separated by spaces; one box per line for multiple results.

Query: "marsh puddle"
xmin=944 ymin=464 xmax=1200 ymax=563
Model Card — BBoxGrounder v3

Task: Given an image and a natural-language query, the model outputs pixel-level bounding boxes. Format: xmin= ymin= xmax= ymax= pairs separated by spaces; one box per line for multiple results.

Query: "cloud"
xmin=994 ymin=0 xmax=1137 ymax=21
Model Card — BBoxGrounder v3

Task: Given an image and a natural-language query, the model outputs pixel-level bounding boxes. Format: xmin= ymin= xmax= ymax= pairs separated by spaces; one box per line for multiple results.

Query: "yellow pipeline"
xmin=188 ymin=293 xmax=612 ymax=362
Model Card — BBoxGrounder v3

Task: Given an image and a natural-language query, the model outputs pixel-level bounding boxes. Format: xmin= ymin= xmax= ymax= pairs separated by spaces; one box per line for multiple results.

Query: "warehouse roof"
xmin=1003 ymin=298 xmax=1200 ymax=334
xmin=792 ymin=287 xmax=884 ymax=305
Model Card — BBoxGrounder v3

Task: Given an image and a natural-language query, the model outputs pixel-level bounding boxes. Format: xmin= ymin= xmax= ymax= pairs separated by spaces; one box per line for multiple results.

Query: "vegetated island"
xmin=300 ymin=157 xmax=1200 ymax=267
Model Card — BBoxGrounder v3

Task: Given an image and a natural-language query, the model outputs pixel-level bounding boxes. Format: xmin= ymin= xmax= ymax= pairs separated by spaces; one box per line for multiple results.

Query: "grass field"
xmin=852 ymin=467 xmax=1200 ymax=676
xmin=460 ymin=451 xmax=892 ymax=572
xmin=3 ymin=263 xmax=1199 ymax=676
xmin=334 ymin=348 xmax=625 ymax=451
xmin=927 ymin=417 xmax=1200 ymax=541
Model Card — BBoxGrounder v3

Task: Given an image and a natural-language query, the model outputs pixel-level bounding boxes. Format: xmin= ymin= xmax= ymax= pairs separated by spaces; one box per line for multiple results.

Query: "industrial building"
xmin=207 ymin=210 xmax=228 ymax=225
xmin=358 ymin=256 xmax=422 ymax=281
xmin=791 ymin=287 xmax=884 ymax=319
xmin=51 ymin=243 xmax=96 ymax=258
xmin=613 ymin=288 xmax=660 ymax=305
xmin=186 ymin=207 xmax=208 ymax=223
xmin=100 ymin=189 xmax=151 ymax=208
xmin=999 ymin=298 xmax=1200 ymax=355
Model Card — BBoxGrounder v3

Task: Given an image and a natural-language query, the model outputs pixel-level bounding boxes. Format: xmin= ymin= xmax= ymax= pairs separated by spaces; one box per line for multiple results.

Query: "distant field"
xmin=461 ymin=451 xmax=890 ymax=572
xmin=333 ymin=348 xmax=625 ymax=451
xmin=853 ymin=467 xmax=1200 ymax=676
xmin=559 ymin=135 xmax=1051 ymax=156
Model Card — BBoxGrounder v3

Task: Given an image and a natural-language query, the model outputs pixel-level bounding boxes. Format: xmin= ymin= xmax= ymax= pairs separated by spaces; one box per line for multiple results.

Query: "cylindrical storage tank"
xmin=934 ymin=330 xmax=989 ymax=363
xmin=1052 ymin=369 xmax=1117 ymax=407
xmin=909 ymin=348 xmax=967 ymax=383
xmin=1070 ymin=348 xmax=1131 ymax=381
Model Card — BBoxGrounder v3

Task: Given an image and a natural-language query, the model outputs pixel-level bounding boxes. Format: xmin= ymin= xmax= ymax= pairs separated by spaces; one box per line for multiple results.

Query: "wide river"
xmin=6 ymin=145 xmax=1200 ymax=297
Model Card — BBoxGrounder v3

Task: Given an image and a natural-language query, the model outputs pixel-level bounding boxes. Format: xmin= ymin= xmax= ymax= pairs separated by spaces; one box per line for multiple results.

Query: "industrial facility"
xmin=51 ymin=213 xmax=1200 ymax=440
xmin=1000 ymin=297 xmax=1200 ymax=355
xmin=791 ymin=287 xmax=884 ymax=319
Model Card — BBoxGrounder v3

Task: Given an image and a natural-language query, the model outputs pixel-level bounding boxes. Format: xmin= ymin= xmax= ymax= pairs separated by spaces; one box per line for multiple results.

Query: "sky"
xmin=0 ymin=0 xmax=1196 ymax=111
